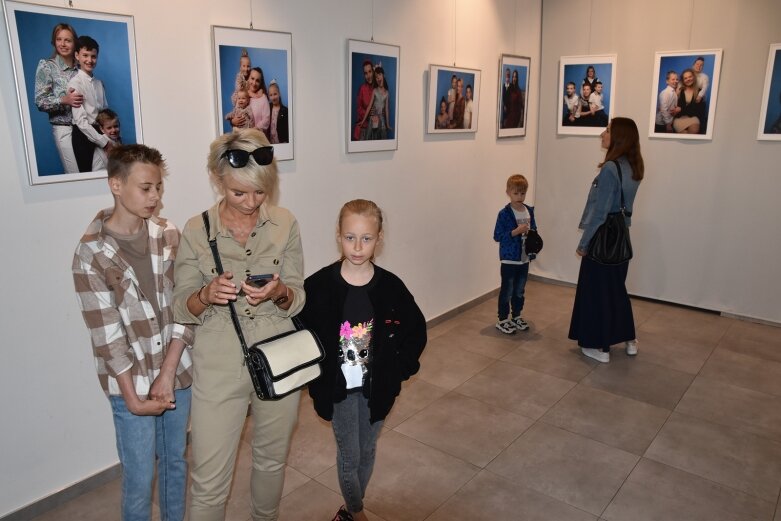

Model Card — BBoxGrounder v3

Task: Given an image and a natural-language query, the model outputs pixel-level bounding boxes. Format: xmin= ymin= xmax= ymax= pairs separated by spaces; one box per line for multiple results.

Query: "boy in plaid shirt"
xmin=72 ymin=144 xmax=193 ymax=521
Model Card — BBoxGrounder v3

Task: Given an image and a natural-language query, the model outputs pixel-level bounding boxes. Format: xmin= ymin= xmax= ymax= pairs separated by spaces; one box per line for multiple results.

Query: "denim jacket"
xmin=578 ymin=157 xmax=640 ymax=252
xmin=493 ymin=203 xmax=537 ymax=261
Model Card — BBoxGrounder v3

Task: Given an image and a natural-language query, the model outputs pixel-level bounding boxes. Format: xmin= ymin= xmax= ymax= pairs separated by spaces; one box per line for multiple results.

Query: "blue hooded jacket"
xmin=493 ymin=203 xmax=537 ymax=261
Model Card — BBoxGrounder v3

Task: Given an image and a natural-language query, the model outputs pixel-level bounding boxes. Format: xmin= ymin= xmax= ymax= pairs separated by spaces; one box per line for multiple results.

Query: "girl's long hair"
xmin=600 ymin=117 xmax=644 ymax=181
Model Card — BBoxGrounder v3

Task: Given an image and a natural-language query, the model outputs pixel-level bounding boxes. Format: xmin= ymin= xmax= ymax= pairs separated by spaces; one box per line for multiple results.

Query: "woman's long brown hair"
xmin=599 ymin=117 xmax=644 ymax=181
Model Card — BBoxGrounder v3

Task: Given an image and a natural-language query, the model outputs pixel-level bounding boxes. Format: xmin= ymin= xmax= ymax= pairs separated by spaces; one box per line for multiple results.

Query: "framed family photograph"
xmin=3 ymin=1 xmax=141 ymax=185
xmin=648 ymin=49 xmax=722 ymax=140
xmin=427 ymin=64 xmax=481 ymax=134
xmin=558 ymin=55 xmax=616 ymax=136
xmin=497 ymin=54 xmax=530 ymax=138
xmin=757 ymin=43 xmax=781 ymax=141
xmin=212 ymin=26 xmax=293 ymax=160
xmin=347 ymin=39 xmax=399 ymax=153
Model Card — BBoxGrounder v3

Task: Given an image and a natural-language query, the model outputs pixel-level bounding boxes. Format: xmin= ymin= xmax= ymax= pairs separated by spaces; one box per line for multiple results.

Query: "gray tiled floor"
xmin=26 ymin=280 xmax=781 ymax=520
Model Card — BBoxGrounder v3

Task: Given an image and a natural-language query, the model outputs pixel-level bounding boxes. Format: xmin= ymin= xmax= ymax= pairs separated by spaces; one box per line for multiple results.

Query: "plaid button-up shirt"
xmin=72 ymin=209 xmax=194 ymax=398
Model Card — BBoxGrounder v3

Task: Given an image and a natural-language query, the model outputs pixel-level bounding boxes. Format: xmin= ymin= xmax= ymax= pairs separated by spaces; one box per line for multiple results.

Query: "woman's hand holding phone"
xmin=242 ymin=273 xmax=280 ymax=306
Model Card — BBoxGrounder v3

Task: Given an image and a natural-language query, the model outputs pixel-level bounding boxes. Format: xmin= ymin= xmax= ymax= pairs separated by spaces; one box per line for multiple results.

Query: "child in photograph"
xmin=94 ymin=108 xmax=122 ymax=166
xmin=435 ymin=97 xmax=449 ymax=129
xmin=358 ymin=66 xmax=392 ymax=140
xmin=230 ymin=48 xmax=252 ymax=106
xmin=589 ymin=81 xmax=608 ymax=126
xmin=563 ymin=81 xmax=579 ymax=125
xmin=493 ymin=174 xmax=538 ymax=334
xmin=267 ymin=80 xmax=289 ymax=143
xmin=655 ymin=70 xmax=680 ymax=133
xmin=68 ymin=35 xmax=112 ymax=172
xmin=447 ymin=74 xmax=458 ymax=123
xmin=225 ymin=88 xmax=255 ymax=131
xmin=300 ymin=199 xmax=427 ymax=521
xmin=575 ymin=83 xmax=595 ymax=125
xmin=72 ymin=144 xmax=194 ymax=521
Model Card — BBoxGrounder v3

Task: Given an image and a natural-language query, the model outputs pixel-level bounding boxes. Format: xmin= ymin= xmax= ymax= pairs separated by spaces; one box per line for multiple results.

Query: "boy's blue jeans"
xmin=498 ymin=262 xmax=529 ymax=320
xmin=110 ymin=387 xmax=191 ymax=521
xmin=331 ymin=391 xmax=384 ymax=514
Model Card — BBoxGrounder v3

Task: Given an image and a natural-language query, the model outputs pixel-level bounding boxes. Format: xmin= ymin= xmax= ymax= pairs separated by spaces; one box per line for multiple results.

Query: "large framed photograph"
xmin=347 ymin=39 xmax=399 ymax=153
xmin=3 ymin=1 xmax=141 ymax=185
xmin=758 ymin=43 xmax=781 ymax=141
xmin=427 ymin=64 xmax=481 ymax=134
xmin=212 ymin=26 xmax=293 ymax=160
xmin=497 ymin=54 xmax=530 ymax=138
xmin=648 ymin=49 xmax=722 ymax=140
xmin=558 ymin=55 xmax=615 ymax=136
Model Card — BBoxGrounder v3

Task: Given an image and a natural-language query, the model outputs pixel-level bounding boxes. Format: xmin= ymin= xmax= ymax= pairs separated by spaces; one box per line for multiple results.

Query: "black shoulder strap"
xmin=612 ymin=160 xmax=628 ymax=214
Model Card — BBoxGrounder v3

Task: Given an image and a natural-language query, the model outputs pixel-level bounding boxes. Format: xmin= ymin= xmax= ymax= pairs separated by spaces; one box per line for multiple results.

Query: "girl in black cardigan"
xmin=300 ymin=199 xmax=427 ymax=521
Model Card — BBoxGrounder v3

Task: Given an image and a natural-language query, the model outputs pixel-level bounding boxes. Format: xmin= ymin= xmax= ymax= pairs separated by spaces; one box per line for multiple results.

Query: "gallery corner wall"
xmin=534 ymin=0 xmax=781 ymax=324
xmin=0 ymin=0 xmax=541 ymax=516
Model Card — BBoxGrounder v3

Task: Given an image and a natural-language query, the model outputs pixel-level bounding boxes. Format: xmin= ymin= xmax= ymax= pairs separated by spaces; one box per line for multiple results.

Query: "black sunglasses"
xmin=221 ymin=146 xmax=274 ymax=168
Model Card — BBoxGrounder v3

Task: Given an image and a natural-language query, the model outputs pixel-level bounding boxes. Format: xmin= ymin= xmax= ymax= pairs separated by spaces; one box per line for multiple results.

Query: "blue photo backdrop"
xmin=562 ymin=62 xmax=613 ymax=118
xmin=350 ymin=53 xmax=398 ymax=140
xmin=763 ymin=49 xmax=781 ymax=134
xmin=434 ymin=68 xmax=476 ymax=121
xmin=14 ymin=10 xmax=137 ymax=176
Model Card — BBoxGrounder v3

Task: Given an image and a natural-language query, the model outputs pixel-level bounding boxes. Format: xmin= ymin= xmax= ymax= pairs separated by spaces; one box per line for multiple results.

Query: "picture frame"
xmin=497 ymin=54 xmax=530 ymax=138
xmin=3 ymin=0 xmax=142 ymax=185
xmin=757 ymin=43 xmax=781 ymax=141
xmin=427 ymin=64 xmax=481 ymax=134
xmin=648 ymin=49 xmax=722 ymax=140
xmin=346 ymin=39 xmax=400 ymax=153
xmin=558 ymin=55 xmax=616 ymax=136
xmin=212 ymin=26 xmax=293 ymax=160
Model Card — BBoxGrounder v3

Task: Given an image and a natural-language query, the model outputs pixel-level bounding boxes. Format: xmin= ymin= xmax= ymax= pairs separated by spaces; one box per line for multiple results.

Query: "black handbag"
xmin=587 ymin=161 xmax=633 ymax=265
xmin=202 ymin=212 xmax=324 ymax=400
xmin=524 ymin=228 xmax=543 ymax=255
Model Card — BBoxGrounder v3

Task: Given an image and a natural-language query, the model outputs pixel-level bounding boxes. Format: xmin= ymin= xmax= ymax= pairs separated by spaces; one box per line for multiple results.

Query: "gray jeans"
xmin=331 ymin=391 xmax=383 ymax=513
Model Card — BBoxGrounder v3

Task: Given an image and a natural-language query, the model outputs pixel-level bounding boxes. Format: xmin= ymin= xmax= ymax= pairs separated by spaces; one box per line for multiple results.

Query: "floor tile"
xmin=436 ymin=321 xmax=523 ymax=359
xmin=628 ymin=329 xmax=716 ymax=375
xmin=415 ymin=338 xmax=496 ymax=391
xmin=603 ymin=458 xmax=775 ymax=521
xmin=455 ymin=360 xmax=575 ymax=420
xmin=645 ymin=412 xmax=781 ymax=501
xmin=699 ymin=348 xmax=781 ymax=398
xmin=542 ymin=385 xmax=670 ymax=455
xmin=580 ymin=356 xmax=694 ymax=410
xmin=315 ymin=430 xmax=479 ymax=521
xmin=487 ymin=422 xmax=639 ymax=515
xmin=286 ymin=394 xmax=338 ymax=478
xmin=382 ymin=377 xmax=448 ymax=429
xmin=675 ymin=376 xmax=781 ymax=442
xmin=637 ymin=305 xmax=732 ymax=346
xmin=426 ymin=470 xmax=597 ymax=521
xmin=501 ymin=332 xmax=598 ymax=381
xmin=394 ymin=392 xmax=533 ymax=467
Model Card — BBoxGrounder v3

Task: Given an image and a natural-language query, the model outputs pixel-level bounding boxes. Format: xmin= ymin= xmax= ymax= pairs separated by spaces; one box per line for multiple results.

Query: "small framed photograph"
xmin=758 ymin=43 xmax=781 ymax=141
xmin=648 ymin=49 xmax=722 ymax=140
xmin=558 ymin=55 xmax=616 ymax=136
xmin=212 ymin=26 xmax=293 ymax=160
xmin=347 ymin=39 xmax=400 ymax=153
xmin=497 ymin=54 xmax=530 ymax=138
xmin=3 ymin=1 xmax=142 ymax=185
xmin=427 ymin=64 xmax=481 ymax=134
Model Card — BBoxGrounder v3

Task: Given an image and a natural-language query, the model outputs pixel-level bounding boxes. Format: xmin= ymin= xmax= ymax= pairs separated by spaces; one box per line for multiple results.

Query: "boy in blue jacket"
xmin=493 ymin=174 xmax=538 ymax=334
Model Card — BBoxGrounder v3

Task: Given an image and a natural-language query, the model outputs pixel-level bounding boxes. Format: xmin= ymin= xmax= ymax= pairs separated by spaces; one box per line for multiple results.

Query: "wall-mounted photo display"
xmin=558 ymin=55 xmax=616 ymax=136
xmin=347 ymin=39 xmax=400 ymax=153
xmin=648 ymin=49 xmax=722 ymax=140
xmin=3 ymin=1 xmax=141 ymax=185
xmin=212 ymin=26 xmax=293 ymax=160
xmin=497 ymin=54 xmax=530 ymax=138
xmin=427 ymin=64 xmax=481 ymax=134
xmin=758 ymin=43 xmax=781 ymax=141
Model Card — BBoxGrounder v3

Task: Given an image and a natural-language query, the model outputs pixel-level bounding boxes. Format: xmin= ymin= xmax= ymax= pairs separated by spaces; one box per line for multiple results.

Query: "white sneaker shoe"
xmin=625 ymin=340 xmax=638 ymax=356
xmin=581 ymin=347 xmax=610 ymax=363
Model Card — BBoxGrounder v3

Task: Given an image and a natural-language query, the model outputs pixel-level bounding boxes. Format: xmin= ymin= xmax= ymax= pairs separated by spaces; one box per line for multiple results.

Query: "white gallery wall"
xmin=0 ymin=0 xmax=542 ymax=516
xmin=534 ymin=0 xmax=781 ymax=324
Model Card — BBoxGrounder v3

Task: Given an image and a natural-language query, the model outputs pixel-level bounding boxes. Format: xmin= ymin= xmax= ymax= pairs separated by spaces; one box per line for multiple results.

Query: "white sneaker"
xmin=581 ymin=347 xmax=610 ymax=363
xmin=625 ymin=340 xmax=638 ymax=356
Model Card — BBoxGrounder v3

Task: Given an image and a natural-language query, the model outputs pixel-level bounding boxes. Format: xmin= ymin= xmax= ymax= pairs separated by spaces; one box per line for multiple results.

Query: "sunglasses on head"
xmin=221 ymin=146 xmax=274 ymax=168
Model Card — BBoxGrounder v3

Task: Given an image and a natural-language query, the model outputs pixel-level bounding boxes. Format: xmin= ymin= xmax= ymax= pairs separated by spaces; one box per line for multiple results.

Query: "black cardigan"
xmin=299 ymin=262 xmax=427 ymax=423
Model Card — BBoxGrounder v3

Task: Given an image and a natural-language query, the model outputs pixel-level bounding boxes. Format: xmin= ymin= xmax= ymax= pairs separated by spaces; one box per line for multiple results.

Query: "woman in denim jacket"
xmin=569 ymin=117 xmax=644 ymax=363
